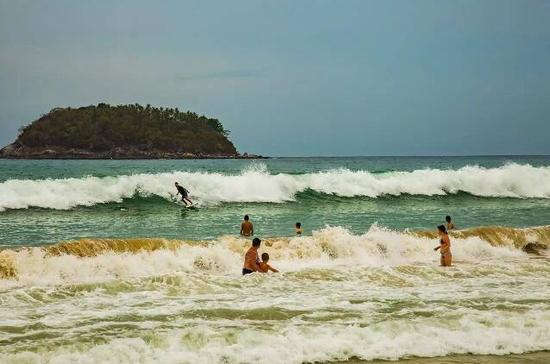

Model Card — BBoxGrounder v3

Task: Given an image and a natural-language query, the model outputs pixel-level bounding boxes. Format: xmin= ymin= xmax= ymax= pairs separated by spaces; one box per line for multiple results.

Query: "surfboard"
xmin=175 ymin=200 xmax=198 ymax=208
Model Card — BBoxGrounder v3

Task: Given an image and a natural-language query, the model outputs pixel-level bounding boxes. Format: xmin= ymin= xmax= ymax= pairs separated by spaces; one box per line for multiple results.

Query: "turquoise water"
xmin=1 ymin=156 xmax=550 ymax=246
xmin=1 ymin=157 xmax=549 ymax=363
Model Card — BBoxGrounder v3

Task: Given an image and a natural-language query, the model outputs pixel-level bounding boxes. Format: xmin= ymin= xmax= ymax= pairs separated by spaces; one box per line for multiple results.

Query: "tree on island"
xmin=4 ymin=103 xmax=239 ymax=158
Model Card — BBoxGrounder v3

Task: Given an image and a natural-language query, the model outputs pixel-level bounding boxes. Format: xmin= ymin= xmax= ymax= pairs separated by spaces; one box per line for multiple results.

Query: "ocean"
xmin=0 ymin=156 xmax=549 ymax=363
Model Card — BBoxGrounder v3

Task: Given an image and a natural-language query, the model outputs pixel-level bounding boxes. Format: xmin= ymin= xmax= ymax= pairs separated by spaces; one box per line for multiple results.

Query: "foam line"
xmin=1 ymin=163 xmax=549 ymax=211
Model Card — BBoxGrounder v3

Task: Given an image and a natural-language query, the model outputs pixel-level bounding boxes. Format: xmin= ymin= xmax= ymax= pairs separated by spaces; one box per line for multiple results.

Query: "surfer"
xmin=240 ymin=215 xmax=254 ymax=236
xmin=174 ymin=182 xmax=193 ymax=205
xmin=242 ymin=237 xmax=261 ymax=275
xmin=445 ymin=215 xmax=455 ymax=230
xmin=258 ymin=253 xmax=279 ymax=273
xmin=434 ymin=225 xmax=452 ymax=266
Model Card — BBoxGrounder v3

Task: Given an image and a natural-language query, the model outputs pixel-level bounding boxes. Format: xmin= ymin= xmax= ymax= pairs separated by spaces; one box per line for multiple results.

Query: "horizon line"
xmin=268 ymin=154 xmax=550 ymax=158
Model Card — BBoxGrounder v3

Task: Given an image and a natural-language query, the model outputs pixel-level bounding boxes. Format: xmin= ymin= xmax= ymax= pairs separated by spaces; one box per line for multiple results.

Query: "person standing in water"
xmin=240 ymin=215 xmax=254 ymax=236
xmin=242 ymin=238 xmax=261 ymax=275
xmin=434 ymin=225 xmax=452 ymax=266
xmin=174 ymin=182 xmax=193 ymax=205
xmin=445 ymin=215 xmax=455 ymax=230
xmin=295 ymin=222 xmax=303 ymax=235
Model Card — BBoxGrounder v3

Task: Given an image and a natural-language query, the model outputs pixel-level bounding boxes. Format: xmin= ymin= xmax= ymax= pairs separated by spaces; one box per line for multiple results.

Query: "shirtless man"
xmin=242 ymin=238 xmax=261 ymax=275
xmin=295 ymin=222 xmax=303 ymax=236
xmin=434 ymin=225 xmax=452 ymax=266
xmin=445 ymin=215 xmax=455 ymax=230
xmin=240 ymin=215 xmax=254 ymax=236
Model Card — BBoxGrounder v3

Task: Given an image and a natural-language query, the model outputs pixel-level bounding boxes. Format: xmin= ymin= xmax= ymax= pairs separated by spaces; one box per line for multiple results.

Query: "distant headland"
xmin=0 ymin=103 xmax=264 ymax=159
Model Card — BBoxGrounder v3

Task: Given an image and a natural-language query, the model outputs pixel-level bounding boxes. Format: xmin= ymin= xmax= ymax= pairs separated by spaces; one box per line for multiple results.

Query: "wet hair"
xmin=252 ymin=237 xmax=261 ymax=247
xmin=261 ymin=252 xmax=269 ymax=262
xmin=437 ymin=225 xmax=447 ymax=234
xmin=445 ymin=215 xmax=452 ymax=222
xmin=174 ymin=182 xmax=179 ymax=185
xmin=296 ymin=222 xmax=301 ymax=228
xmin=244 ymin=215 xmax=249 ymax=221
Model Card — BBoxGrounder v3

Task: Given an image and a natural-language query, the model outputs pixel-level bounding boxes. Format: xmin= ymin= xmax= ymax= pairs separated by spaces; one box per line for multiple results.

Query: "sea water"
xmin=0 ymin=156 xmax=549 ymax=363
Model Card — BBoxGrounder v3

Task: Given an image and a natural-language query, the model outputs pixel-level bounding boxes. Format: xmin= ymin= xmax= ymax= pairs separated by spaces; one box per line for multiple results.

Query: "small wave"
xmin=2 ymin=315 xmax=549 ymax=363
xmin=1 ymin=225 xmax=544 ymax=285
xmin=0 ymin=163 xmax=549 ymax=211
xmin=415 ymin=225 xmax=550 ymax=249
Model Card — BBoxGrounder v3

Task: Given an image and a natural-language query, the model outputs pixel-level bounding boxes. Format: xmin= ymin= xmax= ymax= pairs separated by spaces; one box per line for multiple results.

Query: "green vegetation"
xmin=15 ymin=103 xmax=237 ymax=156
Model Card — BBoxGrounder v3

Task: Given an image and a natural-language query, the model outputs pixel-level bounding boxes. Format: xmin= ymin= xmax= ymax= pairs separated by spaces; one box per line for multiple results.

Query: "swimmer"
xmin=242 ymin=238 xmax=261 ymax=275
xmin=434 ymin=225 xmax=452 ymax=266
xmin=240 ymin=215 xmax=254 ymax=236
xmin=258 ymin=253 xmax=279 ymax=273
xmin=445 ymin=215 xmax=455 ymax=230
xmin=295 ymin=222 xmax=303 ymax=235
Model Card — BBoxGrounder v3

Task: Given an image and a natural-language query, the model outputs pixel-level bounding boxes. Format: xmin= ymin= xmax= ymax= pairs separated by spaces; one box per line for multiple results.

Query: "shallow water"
xmin=347 ymin=351 xmax=550 ymax=363
xmin=0 ymin=157 xmax=549 ymax=363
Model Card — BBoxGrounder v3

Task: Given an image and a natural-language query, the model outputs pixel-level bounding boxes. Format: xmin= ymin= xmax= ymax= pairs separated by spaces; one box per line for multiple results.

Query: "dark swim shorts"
xmin=242 ymin=268 xmax=253 ymax=275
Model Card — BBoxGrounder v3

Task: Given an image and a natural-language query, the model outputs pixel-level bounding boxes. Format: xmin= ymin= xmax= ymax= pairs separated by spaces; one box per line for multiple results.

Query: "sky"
xmin=1 ymin=0 xmax=549 ymax=156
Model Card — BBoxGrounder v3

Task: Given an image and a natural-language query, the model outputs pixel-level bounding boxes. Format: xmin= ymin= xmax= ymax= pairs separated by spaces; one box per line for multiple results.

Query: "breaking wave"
xmin=0 ymin=163 xmax=549 ymax=211
xmin=1 ymin=225 xmax=546 ymax=285
xmin=2 ymin=322 xmax=549 ymax=364
xmin=1 ymin=225 xmax=549 ymax=363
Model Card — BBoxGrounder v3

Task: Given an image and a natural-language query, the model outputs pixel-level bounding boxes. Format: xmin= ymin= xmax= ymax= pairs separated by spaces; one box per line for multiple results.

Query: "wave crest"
xmin=1 ymin=163 xmax=549 ymax=211
xmin=416 ymin=225 xmax=550 ymax=249
xmin=2 ymin=225 xmax=545 ymax=285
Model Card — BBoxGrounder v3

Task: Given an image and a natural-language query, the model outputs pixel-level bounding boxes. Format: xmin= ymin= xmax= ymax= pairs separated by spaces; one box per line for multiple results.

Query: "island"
xmin=0 ymin=103 xmax=262 ymax=159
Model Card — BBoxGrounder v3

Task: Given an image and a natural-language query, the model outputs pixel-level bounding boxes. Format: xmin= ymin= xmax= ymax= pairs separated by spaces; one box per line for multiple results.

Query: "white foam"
xmin=0 ymin=226 xmax=526 ymax=288
xmin=0 ymin=163 xmax=549 ymax=211
xmin=0 ymin=227 xmax=547 ymax=363
xmin=1 ymin=312 xmax=549 ymax=363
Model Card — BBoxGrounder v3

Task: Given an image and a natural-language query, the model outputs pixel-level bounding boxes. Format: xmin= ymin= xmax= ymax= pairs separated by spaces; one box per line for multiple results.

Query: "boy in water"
xmin=174 ymin=182 xmax=193 ymax=205
xmin=258 ymin=252 xmax=279 ymax=273
xmin=240 ymin=215 xmax=254 ymax=236
xmin=445 ymin=215 xmax=455 ymax=230
xmin=295 ymin=222 xmax=303 ymax=235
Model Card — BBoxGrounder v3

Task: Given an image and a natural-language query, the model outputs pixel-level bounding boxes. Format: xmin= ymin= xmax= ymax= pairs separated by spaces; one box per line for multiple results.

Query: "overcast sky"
xmin=1 ymin=0 xmax=549 ymax=156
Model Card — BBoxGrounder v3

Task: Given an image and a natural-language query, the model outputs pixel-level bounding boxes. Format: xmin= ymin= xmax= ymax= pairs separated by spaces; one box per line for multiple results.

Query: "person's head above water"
xmin=445 ymin=215 xmax=452 ymax=223
xmin=244 ymin=215 xmax=250 ymax=221
xmin=252 ymin=237 xmax=261 ymax=247
xmin=296 ymin=222 xmax=301 ymax=228
xmin=261 ymin=252 xmax=269 ymax=262
xmin=437 ymin=225 xmax=447 ymax=235
xmin=175 ymin=182 xmax=179 ymax=186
